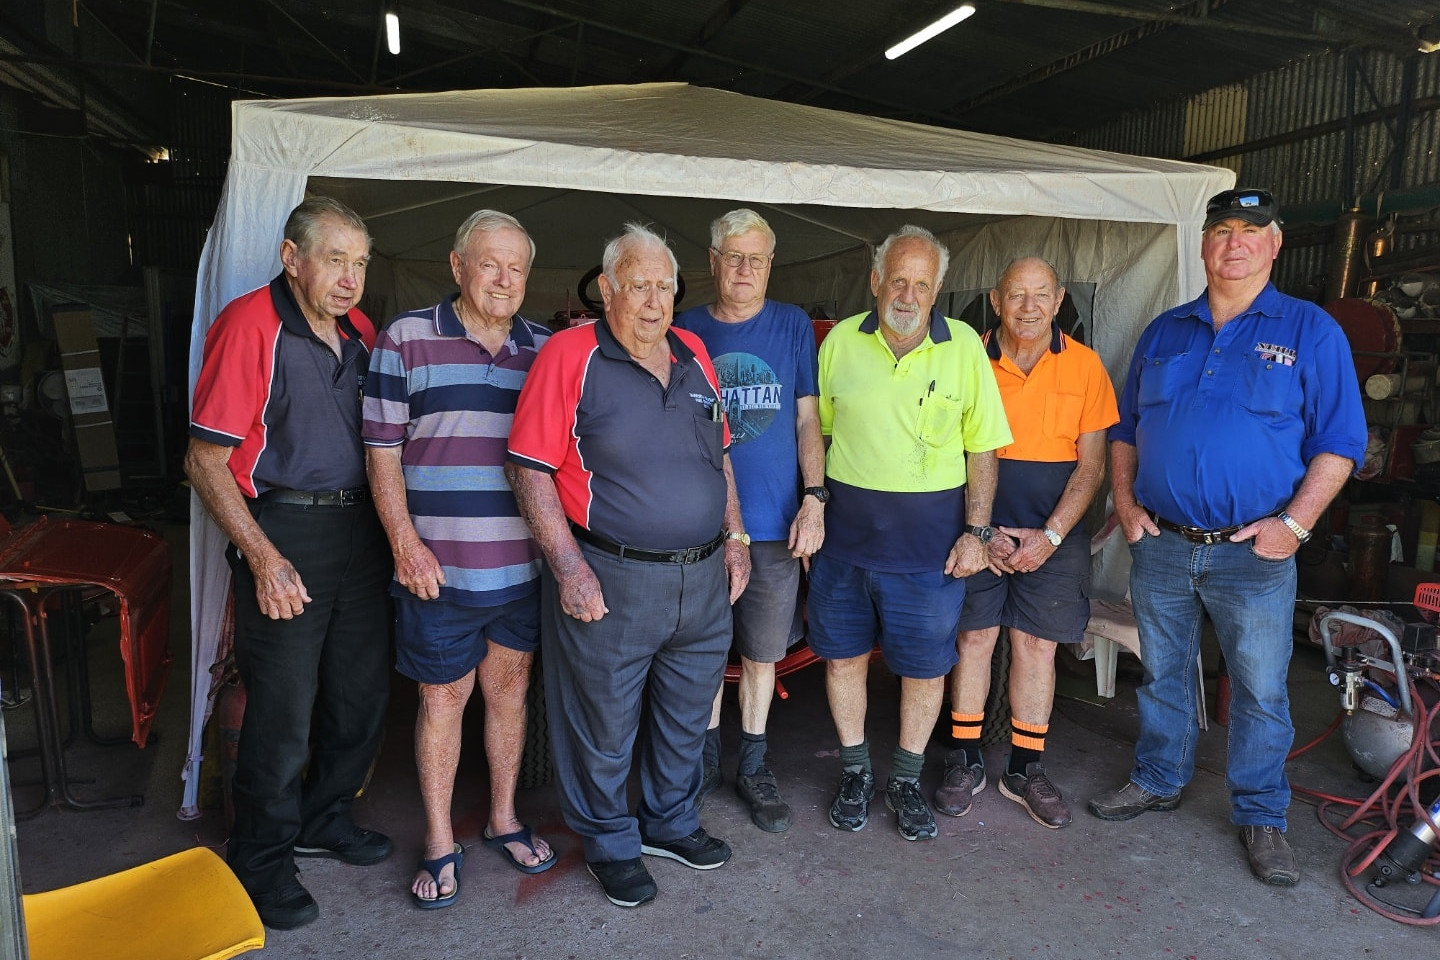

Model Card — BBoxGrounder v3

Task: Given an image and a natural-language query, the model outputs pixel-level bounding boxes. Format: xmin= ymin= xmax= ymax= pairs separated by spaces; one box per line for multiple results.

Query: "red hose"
xmin=1290 ymin=677 xmax=1440 ymax=925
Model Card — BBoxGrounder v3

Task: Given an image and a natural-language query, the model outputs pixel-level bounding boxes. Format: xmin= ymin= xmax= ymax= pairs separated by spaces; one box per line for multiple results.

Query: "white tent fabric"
xmin=180 ymin=82 xmax=1233 ymax=817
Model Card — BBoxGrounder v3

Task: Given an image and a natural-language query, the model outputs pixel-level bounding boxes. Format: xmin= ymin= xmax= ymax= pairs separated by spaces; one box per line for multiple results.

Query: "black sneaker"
xmin=885 ymin=776 xmax=938 ymax=841
xmin=697 ymin=764 xmax=722 ymax=811
xmin=250 ymin=876 xmax=320 ymax=930
xmin=828 ymin=768 xmax=875 ymax=832
xmin=293 ymin=826 xmax=394 ymax=866
xmin=735 ymin=769 xmax=792 ymax=833
xmin=640 ymin=828 xmax=732 ymax=870
xmin=587 ymin=857 xmax=658 ymax=907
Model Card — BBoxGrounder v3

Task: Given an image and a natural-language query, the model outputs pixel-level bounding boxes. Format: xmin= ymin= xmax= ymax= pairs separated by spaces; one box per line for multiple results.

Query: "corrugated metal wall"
xmin=1072 ymin=49 xmax=1440 ymax=298
xmin=124 ymin=79 xmax=229 ymax=272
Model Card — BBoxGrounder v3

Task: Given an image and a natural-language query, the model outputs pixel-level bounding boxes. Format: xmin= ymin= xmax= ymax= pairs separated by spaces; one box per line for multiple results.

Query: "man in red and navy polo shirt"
xmin=506 ymin=223 xmax=750 ymax=910
xmin=186 ymin=197 xmax=393 ymax=930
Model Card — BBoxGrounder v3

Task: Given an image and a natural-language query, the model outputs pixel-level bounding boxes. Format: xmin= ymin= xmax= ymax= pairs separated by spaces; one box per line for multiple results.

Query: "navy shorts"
xmin=805 ymin=552 xmax=964 ymax=679
xmin=732 ymin=540 xmax=803 ymax=663
xmin=394 ymin=591 xmax=540 ymax=685
xmin=956 ymin=539 xmax=1091 ymax=644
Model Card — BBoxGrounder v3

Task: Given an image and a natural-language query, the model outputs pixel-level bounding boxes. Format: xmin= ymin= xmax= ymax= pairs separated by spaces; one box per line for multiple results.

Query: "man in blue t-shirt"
xmin=675 ymin=209 xmax=825 ymax=833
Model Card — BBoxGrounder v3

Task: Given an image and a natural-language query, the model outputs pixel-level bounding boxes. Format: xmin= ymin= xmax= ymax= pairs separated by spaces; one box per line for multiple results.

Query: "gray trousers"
xmin=541 ymin=543 xmax=731 ymax=863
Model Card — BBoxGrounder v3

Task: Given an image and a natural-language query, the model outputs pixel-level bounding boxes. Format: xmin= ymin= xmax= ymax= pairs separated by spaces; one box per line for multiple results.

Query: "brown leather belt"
xmin=570 ymin=523 xmax=724 ymax=564
xmin=1149 ymin=511 xmax=1277 ymax=545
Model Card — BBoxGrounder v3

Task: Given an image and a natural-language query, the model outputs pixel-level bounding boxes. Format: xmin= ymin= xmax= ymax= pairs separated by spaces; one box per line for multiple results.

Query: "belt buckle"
xmin=1200 ymin=530 xmax=1222 ymax=545
xmin=678 ymin=546 xmax=700 ymax=563
xmin=338 ymin=489 xmax=363 ymax=507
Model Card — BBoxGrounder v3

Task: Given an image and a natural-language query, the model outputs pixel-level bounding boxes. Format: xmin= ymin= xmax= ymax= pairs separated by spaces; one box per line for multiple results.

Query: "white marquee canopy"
xmin=181 ymin=82 xmax=1233 ymax=816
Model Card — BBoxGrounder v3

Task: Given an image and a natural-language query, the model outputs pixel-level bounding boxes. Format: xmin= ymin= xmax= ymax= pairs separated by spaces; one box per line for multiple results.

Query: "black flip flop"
xmin=411 ymin=842 xmax=464 ymax=909
xmin=482 ymin=825 xmax=556 ymax=875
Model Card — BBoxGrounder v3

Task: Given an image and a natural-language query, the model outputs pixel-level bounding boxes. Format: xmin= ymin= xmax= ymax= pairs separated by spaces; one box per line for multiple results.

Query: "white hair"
xmin=602 ymin=222 xmax=678 ymax=284
xmin=709 ymin=208 xmax=776 ymax=252
xmin=453 ymin=209 xmax=535 ymax=264
xmin=873 ymin=225 xmax=950 ymax=285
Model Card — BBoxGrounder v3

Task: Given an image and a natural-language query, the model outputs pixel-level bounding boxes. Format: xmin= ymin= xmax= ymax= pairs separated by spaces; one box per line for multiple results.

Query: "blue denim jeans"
xmin=1128 ymin=528 xmax=1297 ymax=828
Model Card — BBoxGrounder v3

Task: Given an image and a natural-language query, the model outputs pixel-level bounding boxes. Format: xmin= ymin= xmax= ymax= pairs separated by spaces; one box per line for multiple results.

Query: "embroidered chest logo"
xmin=1254 ymin=342 xmax=1296 ymax=366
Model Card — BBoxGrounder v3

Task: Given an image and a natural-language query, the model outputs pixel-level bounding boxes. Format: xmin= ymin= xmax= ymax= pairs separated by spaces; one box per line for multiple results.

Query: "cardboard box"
xmin=51 ymin=305 xmax=121 ymax=491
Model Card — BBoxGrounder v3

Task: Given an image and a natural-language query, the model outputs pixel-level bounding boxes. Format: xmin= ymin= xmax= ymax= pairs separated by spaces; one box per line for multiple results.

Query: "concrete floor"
xmin=5 ymin=534 xmax=1438 ymax=959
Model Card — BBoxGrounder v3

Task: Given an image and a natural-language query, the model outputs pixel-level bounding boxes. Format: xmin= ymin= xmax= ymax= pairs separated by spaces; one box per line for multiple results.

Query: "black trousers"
xmin=225 ymin=498 xmax=392 ymax=894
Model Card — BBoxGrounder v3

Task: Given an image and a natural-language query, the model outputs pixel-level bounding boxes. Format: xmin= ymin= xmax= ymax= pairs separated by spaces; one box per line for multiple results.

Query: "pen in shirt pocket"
xmin=712 ymin=398 xmax=723 ymax=422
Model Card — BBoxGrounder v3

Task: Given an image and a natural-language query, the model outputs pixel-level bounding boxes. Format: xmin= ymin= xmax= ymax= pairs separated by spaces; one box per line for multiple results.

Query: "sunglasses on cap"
xmin=1203 ymin=189 xmax=1281 ymax=228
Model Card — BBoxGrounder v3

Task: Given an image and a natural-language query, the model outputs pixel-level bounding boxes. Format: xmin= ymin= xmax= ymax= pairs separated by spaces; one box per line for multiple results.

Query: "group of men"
xmin=187 ymin=185 xmax=1365 ymax=928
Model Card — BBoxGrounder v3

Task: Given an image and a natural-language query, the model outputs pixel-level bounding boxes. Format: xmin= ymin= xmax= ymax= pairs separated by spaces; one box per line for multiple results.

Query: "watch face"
xmin=805 ymin=486 xmax=830 ymax=503
xmin=1044 ymin=528 xmax=1063 ymax=546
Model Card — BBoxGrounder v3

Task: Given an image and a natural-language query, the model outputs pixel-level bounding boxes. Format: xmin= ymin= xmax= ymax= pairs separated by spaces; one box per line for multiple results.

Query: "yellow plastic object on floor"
xmin=22 ymin=846 xmax=264 ymax=960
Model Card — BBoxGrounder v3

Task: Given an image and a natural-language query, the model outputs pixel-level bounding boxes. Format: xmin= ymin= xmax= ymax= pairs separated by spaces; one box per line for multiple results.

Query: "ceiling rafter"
xmin=989 ymin=0 xmax=1399 ymax=46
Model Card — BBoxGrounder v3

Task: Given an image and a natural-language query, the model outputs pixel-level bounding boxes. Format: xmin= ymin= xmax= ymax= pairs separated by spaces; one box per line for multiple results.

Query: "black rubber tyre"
xmin=978 ymin=628 xmax=1013 ymax=747
xmin=517 ymin=651 xmax=553 ymax=788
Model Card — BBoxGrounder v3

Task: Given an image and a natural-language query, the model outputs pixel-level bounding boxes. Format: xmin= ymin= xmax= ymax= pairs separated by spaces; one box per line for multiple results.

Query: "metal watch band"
xmin=1276 ymin=512 xmax=1311 ymax=544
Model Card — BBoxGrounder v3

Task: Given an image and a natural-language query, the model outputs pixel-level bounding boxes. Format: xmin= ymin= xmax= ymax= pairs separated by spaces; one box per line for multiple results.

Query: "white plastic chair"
xmin=1083 ymin=512 xmax=1207 ymax=730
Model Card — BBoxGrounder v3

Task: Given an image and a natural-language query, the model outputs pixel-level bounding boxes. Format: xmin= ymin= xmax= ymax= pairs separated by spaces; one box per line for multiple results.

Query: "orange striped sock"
xmin=1008 ymin=719 xmax=1047 ymax=773
xmin=950 ymin=711 xmax=984 ymax=764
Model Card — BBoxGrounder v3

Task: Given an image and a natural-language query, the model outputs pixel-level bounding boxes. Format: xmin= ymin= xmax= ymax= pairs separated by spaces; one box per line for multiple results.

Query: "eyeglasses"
xmin=713 ymin=249 xmax=773 ymax=271
xmin=615 ymin=278 xmax=676 ymax=298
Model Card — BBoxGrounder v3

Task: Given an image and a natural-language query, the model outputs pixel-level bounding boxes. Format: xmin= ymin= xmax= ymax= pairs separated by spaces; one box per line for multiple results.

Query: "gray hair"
xmin=602 ymin=222 xmax=678 ymax=285
xmin=709 ymin=208 xmax=776 ymax=253
xmin=284 ymin=196 xmax=370 ymax=254
xmin=873 ymin=225 xmax=950 ymax=285
xmin=454 ymin=209 xmax=535 ymax=265
xmin=996 ymin=256 xmax=1061 ymax=291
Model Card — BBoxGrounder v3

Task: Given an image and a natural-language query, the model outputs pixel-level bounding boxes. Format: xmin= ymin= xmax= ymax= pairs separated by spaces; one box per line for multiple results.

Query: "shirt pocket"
xmin=1043 ymin=391 xmax=1085 ymax=444
xmin=1137 ymin=353 xmax=1188 ymax=407
xmin=917 ymin=394 xmax=965 ymax=449
xmin=1236 ymin=354 xmax=1297 ymax=418
xmin=693 ymin=409 xmax=725 ymax=470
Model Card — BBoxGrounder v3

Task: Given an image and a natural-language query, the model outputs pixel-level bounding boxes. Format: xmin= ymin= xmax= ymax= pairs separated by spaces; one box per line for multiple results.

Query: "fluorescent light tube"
xmin=885 ymin=4 xmax=976 ymax=60
xmin=386 ymin=12 xmax=401 ymax=55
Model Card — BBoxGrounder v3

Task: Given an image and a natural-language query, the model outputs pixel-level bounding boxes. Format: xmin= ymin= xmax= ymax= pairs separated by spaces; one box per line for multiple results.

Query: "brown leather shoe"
xmin=1087 ymin=781 xmax=1181 ymax=821
xmin=1240 ymin=825 xmax=1299 ymax=886
xmin=998 ymin=762 xmax=1072 ymax=829
xmin=933 ymin=753 xmax=986 ymax=817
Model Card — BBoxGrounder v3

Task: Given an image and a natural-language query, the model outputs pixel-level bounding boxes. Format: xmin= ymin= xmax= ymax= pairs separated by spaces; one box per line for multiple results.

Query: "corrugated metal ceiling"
xmin=2 ymin=0 xmax=1438 ymax=144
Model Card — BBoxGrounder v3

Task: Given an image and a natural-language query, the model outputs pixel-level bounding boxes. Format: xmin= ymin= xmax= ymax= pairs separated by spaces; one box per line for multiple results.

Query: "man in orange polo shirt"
xmin=933 ymin=257 xmax=1118 ymax=829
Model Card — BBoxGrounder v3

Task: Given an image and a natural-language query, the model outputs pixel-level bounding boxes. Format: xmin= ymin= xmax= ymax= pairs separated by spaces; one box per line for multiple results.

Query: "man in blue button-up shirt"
xmin=1088 ymin=188 xmax=1366 ymax=888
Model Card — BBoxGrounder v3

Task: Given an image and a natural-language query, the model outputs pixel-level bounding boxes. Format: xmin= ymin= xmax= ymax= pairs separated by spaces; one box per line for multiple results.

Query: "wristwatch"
xmin=803 ymin=486 xmax=831 ymax=504
xmin=1043 ymin=527 xmax=1064 ymax=547
xmin=1276 ymin=512 xmax=1311 ymax=544
xmin=964 ymin=524 xmax=995 ymax=544
xmin=725 ymin=530 xmax=752 ymax=547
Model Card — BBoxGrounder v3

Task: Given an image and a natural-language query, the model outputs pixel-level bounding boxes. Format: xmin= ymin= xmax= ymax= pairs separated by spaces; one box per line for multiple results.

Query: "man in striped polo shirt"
xmin=364 ymin=210 xmax=554 ymax=910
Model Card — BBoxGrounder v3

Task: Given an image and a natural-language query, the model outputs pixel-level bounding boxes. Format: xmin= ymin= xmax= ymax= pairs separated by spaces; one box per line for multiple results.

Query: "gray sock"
xmin=738 ymin=732 xmax=767 ymax=777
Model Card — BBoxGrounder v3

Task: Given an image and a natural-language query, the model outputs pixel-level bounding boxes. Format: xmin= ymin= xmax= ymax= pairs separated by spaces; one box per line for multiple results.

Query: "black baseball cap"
xmin=1204 ymin=188 xmax=1282 ymax=229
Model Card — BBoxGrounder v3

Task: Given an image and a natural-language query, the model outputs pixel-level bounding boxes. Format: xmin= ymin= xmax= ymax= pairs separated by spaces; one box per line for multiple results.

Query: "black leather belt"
xmin=569 ymin=523 xmax=724 ymax=564
xmin=261 ymin=487 xmax=370 ymax=507
xmin=1150 ymin=511 xmax=1267 ymax=545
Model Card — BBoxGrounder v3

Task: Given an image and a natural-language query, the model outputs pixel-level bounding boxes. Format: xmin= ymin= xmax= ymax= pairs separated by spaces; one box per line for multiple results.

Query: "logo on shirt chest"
xmin=1254 ymin=342 xmax=1296 ymax=366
